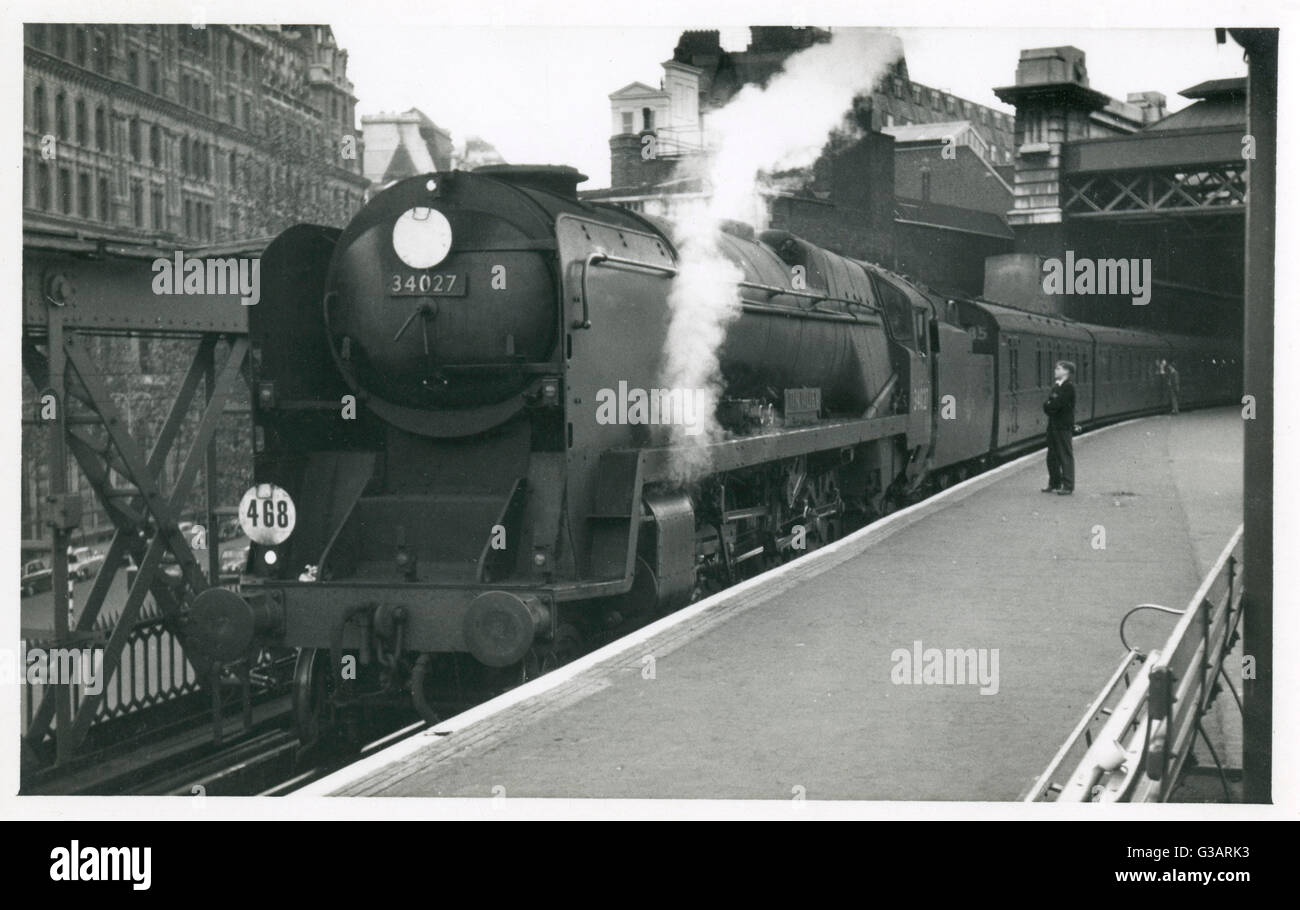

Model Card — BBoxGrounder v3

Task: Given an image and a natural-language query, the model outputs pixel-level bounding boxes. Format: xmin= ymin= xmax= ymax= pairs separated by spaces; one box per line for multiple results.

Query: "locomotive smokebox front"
xmin=323 ymin=172 xmax=563 ymax=417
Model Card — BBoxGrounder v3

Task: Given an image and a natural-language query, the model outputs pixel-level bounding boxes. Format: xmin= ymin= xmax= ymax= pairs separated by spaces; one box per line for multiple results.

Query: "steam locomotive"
xmin=187 ymin=164 xmax=1239 ymax=743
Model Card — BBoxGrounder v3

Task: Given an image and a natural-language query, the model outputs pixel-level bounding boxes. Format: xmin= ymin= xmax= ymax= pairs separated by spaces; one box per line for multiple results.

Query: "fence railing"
xmin=1024 ymin=525 xmax=1244 ymax=802
xmin=21 ymin=580 xmax=240 ymax=744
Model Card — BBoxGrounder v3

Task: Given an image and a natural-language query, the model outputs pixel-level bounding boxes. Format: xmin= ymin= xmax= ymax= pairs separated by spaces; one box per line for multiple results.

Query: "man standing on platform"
xmin=1159 ymin=359 xmax=1180 ymax=414
xmin=1042 ymin=360 xmax=1076 ymax=495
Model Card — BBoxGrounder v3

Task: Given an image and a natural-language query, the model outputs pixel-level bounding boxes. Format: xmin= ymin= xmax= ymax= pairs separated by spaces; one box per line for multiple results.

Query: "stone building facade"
xmin=22 ymin=23 xmax=368 ymax=245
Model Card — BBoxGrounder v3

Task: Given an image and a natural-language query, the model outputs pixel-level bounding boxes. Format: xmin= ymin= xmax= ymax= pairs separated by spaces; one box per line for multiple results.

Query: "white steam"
xmin=658 ymin=28 xmax=903 ymax=480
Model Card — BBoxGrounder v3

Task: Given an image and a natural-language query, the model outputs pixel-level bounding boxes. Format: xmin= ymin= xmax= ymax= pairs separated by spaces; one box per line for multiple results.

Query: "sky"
xmin=330 ymin=25 xmax=1249 ymax=190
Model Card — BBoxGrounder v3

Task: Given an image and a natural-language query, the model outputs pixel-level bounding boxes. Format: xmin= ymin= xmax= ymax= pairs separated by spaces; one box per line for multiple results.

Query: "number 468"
xmin=247 ymin=498 xmax=290 ymax=528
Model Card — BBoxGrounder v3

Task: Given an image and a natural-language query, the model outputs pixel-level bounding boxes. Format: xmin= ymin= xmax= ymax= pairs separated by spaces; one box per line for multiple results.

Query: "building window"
xmin=621 ymin=111 xmax=633 ymax=133
xmin=55 ymin=92 xmax=67 ymax=139
xmin=228 ymin=92 xmax=237 ymax=120
xmin=58 ymin=167 xmax=72 ymax=214
xmin=93 ymin=33 xmax=108 ymax=72
xmin=33 ymin=84 xmax=47 ymax=134
xmin=78 ymin=173 xmax=91 ymax=216
xmin=149 ymin=58 xmax=160 ymax=94
xmin=642 ymin=107 xmax=654 ymax=132
xmin=1023 ymin=111 xmax=1047 ymax=144
xmin=75 ymin=29 xmax=88 ymax=67
xmin=131 ymin=180 xmax=143 ymax=227
xmin=226 ymin=39 xmax=235 ymax=70
xmin=53 ymin=26 xmax=67 ymax=58
xmin=228 ymin=151 xmax=237 ymax=187
xmin=180 ymin=138 xmax=190 ymax=175
xmin=129 ymin=118 xmax=141 ymax=160
xmin=184 ymin=199 xmax=192 ymax=236
xmin=74 ymin=99 xmax=87 ymax=145
xmin=150 ymin=125 xmax=162 ymax=165
xmin=231 ymin=206 xmax=240 ymax=237
xmin=152 ymin=188 xmax=164 ymax=231
xmin=97 ymin=176 xmax=110 ymax=222
xmin=94 ymin=106 xmax=106 ymax=150
xmin=37 ymin=162 xmax=51 ymax=209
xmin=128 ymin=50 xmax=139 ymax=84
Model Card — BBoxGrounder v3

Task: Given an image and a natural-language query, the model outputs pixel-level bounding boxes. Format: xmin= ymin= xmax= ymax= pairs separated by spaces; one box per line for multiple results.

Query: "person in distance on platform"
xmin=1042 ymin=360 xmax=1076 ymax=496
xmin=1159 ymin=359 xmax=1180 ymax=415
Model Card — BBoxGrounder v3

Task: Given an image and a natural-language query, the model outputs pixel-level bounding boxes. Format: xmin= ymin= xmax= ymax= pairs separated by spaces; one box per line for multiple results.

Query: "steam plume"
xmin=659 ymin=28 xmax=903 ymax=480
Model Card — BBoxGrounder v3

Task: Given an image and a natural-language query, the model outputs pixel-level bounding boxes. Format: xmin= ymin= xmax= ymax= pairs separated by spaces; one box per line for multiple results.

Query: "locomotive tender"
xmin=187 ymin=165 xmax=1239 ymax=741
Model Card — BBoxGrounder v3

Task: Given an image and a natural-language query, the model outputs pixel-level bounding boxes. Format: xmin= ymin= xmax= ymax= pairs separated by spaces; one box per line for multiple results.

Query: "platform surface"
xmin=312 ymin=409 xmax=1243 ymax=801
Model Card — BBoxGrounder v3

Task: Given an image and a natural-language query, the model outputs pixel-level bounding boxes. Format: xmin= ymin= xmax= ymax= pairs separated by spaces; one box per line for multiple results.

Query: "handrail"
xmin=571 ymin=252 xmax=882 ymax=330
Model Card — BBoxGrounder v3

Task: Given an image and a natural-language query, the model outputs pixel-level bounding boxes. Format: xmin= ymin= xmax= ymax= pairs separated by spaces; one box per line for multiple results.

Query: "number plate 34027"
xmin=388 ymin=272 xmax=467 ymax=297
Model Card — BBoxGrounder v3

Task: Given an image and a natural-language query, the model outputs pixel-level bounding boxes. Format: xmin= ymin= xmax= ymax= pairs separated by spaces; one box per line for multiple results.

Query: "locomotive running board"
xmin=633 ymin=413 xmax=913 ymax=483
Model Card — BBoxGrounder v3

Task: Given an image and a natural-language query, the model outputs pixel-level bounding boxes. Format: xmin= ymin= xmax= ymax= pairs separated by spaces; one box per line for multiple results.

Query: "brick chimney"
xmin=609 ymin=133 xmax=644 ymax=188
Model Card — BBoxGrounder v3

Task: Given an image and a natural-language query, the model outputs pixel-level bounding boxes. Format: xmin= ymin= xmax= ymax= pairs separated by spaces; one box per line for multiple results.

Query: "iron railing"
xmin=1024 ymin=525 xmax=1244 ymax=802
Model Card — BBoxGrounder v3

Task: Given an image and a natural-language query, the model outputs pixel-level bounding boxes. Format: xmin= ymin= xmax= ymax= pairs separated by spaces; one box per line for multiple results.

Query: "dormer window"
xmin=622 ymin=111 xmax=633 ymax=133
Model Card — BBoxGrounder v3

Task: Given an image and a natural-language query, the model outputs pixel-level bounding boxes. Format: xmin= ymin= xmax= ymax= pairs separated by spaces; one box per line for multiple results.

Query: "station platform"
xmin=302 ymin=408 xmax=1243 ymax=801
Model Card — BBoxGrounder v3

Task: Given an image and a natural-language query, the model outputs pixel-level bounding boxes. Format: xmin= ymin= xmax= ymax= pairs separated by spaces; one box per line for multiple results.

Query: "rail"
xmin=1024 ymin=525 xmax=1244 ymax=802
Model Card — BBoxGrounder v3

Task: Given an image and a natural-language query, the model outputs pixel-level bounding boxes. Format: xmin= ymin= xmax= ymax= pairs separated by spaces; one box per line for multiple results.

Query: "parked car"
xmin=67 ymin=546 xmax=105 ymax=581
xmin=221 ymin=545 xmax=250 ymax=575
xmin=21 ymin=558 xmax=52 ymax=597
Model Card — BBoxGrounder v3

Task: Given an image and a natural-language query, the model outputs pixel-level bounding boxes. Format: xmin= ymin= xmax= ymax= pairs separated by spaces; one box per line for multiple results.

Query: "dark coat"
xmin=1043 ymin=378 xmax=1076 ymax=431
